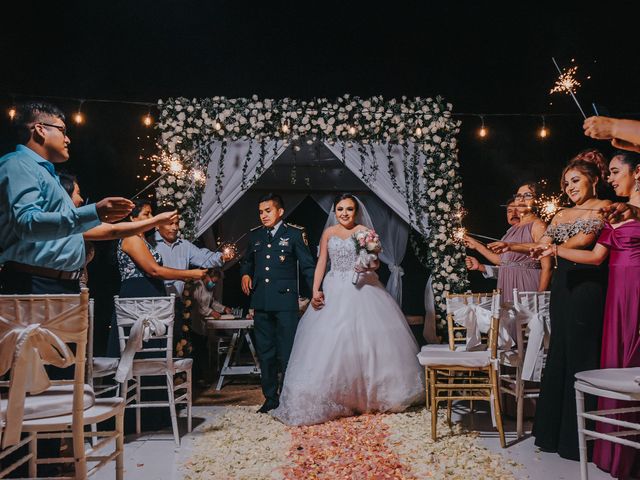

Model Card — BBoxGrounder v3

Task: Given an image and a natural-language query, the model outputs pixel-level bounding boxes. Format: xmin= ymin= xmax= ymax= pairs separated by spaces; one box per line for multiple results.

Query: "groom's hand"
xmin=241 ymin=275 xmax=253 ymax=295
xmin=311 ymin=292 xmax=325 ymax=310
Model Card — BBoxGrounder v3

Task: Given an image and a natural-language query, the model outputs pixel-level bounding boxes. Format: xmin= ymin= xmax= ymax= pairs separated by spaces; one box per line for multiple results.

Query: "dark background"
xmin=1 ymin=1 xmax=639 ymax=347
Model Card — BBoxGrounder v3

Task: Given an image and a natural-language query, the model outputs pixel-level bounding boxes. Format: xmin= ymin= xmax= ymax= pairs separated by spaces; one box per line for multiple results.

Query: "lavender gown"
xmin=498 ymin=222 xmax=542 ymax=303
xmin=593 ymin=220 xmax=640 ymax=478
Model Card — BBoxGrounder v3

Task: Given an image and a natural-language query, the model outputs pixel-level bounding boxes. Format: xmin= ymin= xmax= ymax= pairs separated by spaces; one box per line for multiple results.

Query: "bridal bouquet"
xmin=352 ymin=229 xmax=382 ymax=284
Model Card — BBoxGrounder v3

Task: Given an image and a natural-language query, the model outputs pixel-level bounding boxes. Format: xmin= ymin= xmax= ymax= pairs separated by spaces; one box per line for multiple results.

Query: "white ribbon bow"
xmin=0 ymin=304 xmax=86 ymax=448
xmin=515 ymin=293 xmax=550 ymax=382
xmin=114 ymin=302 xmax=174 ymax=383
xmin=447 ymin=298 xmax=514 ymax=351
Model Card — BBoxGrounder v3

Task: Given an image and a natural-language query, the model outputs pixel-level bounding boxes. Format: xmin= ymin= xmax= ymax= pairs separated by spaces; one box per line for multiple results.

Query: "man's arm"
xmin=3 ymin=159 xmax=101 ymax=241
xmin=185 ymin=240 xmax=224 ymax=268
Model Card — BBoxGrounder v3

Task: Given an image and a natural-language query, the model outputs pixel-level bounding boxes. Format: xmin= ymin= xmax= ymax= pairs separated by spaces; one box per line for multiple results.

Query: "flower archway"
xmin=154 ymin=94 xmax=468 ymax=331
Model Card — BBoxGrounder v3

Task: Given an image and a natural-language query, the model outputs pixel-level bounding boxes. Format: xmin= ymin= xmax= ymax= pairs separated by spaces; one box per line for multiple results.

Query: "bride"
xmin=271 ymin=193 xmax=425 ymax=426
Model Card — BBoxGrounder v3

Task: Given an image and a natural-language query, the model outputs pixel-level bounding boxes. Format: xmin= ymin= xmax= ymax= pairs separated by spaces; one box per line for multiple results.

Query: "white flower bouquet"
xmin=352 ymin=229 xmax=382 ymax=284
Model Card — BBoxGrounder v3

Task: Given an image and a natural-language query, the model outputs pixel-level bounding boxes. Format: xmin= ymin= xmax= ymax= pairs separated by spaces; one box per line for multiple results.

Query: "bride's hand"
xmin=311 ymin=291 xmax=325 ymax=310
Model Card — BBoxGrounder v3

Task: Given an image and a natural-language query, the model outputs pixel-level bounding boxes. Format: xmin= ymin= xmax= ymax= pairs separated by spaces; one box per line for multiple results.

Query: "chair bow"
xmin=515 ymin=294 xmax=550 ymax=382
xmin=0 ymin=304 xmax=85 ymax=447
xmin=114 ymin=302 xmax=174 ymax=383
xmin=448 ymin=299 xmax=514 ymax=351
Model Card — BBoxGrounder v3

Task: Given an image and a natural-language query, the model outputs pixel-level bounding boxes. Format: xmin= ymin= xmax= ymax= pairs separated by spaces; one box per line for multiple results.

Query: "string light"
xmin=8 ymin=106 xmax=16 ymax=121
xmin=143 ymin=108 xmax=153 ymax=127
xmin=73 ymin=101 xmax=85 ymax=125
xmin=478 ymin=116 xmax=487 ymax=138
xmin=539 ymin=116 xmax=549 ymax=139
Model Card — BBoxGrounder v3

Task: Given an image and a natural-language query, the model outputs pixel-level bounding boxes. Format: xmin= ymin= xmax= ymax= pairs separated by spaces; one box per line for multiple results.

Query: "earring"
xmin=592 ymin=184 xmax=597 ymax=197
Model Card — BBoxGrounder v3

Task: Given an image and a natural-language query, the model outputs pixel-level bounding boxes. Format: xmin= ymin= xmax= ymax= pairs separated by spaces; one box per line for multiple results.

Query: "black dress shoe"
xmin=256 ymin=401 xmax=279 ymax=414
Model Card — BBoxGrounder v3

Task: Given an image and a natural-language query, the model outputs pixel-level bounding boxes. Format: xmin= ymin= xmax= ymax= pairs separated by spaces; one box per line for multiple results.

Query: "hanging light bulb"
xmin=539 ymin=116 xmax=549 ymax=138
xmin=143 ymin=108 xmax=153 ymax=127
xmin=73 ymin=101 xmax=85 ymax=125
xmin=8 ymin=106 xmax=16 ymax=121
xmin=478 ymin=116 xmax=487 ymax=138
xmin=415 ymin=126 xmax=423 ymax=137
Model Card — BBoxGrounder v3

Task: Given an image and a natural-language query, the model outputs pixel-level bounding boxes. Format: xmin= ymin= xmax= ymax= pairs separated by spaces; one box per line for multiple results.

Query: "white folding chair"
xmin=87 ymin=299 xmax=119 ymax=397
xmin=499 ymin=289 xmax=551 ymax=438
xmin=417 ymin=290 xmax=506 ymax=447
xmin=0 ymin=290 xmax=124 ymax=480
xmin=575 ymin=368 xmax=640 ymax=480
xmin=113 ymin=295 xmax=192 ymax=445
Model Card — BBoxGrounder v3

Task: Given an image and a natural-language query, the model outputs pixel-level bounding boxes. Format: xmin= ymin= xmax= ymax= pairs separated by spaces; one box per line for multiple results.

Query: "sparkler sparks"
xmin=534 ymin=194 xmax=563 ymax=222
xmin=452 ymin=227 xmax=467 ymax=245
xmin=550 ymin=57 xmax=587 ymax=119
xmin=220 ymin=242 xmax=239 ymax=261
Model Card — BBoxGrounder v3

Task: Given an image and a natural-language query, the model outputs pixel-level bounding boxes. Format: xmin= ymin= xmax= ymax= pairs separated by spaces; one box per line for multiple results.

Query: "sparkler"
xmin=131 ymin=153 xmax=186 ymax=200
xmin=452 ymin=226 xmax=467 ymax=245
xmin=550 ymin=57 xmax=587 ymax=119
xmin=219 ymin=242 xmax=239 ymax=261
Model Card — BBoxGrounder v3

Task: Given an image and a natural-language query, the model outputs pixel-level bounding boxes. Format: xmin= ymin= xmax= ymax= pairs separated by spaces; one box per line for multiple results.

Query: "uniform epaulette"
xmin=286 ymin=223 xmax=305 ymax=230
xmin=250 ymin=225 xmax=263 ymax=231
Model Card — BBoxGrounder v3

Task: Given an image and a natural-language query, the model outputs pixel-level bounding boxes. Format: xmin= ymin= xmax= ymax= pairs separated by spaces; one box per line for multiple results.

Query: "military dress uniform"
xmin=240 ymin=222 xmax=315 ymax=406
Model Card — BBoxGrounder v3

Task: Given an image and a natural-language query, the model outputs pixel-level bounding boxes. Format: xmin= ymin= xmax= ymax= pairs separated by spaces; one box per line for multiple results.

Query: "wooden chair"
xmin=575 ymin=368 xmax=640 ymax=480
xmin=0 ymin=290 xmax=124 ymax=479
xmin=87 ymin=299 xmax=119 ymax=397
xmin=114 ymin=295 xmax=192 ymax=445
xmin=417 ymin=290 xmax=506 ymax=447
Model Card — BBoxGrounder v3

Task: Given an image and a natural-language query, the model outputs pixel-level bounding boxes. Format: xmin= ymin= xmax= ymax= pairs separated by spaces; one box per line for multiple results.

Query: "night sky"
xmin=2 ymin=2 xmax=639 ymax=337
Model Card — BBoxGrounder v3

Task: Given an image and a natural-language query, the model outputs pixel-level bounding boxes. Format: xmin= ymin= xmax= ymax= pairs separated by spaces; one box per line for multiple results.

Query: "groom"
xmin=240 ymin=193 xmax=316 ymax=413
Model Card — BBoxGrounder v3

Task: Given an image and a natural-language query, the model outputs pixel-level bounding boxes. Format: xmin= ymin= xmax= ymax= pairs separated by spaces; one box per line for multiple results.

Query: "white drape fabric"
xmin=445 ymin=295 xmax=513 ymax=351
xmin=196 ymin=140 xmax=288 ymax=237
xmin=114 ymin=297 xmax=175 ymax=382
xmin=513 ymin=290 xmax=551 ymax=382
xmin=0 ymin=295 xmax=87 ymax=447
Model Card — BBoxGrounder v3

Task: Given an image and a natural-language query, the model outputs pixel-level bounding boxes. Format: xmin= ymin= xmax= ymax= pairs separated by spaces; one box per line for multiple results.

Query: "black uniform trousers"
xmin=253 ymin=309 xmax=299 ymax=403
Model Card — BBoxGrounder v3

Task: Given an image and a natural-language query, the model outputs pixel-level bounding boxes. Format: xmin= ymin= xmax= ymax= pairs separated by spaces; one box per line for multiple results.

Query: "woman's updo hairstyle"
xmin=560 ymin=148 xmax=609 ymax=197
xmin=612 ymin=150 xmax=640 ymax=172
xmin=333 ymin=193 xmax=359 ymax=213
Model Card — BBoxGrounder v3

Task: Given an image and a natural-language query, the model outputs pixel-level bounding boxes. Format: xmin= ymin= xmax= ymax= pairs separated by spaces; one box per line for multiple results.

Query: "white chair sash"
xmin=0 ymin=302 xmax=86 ymax=448
xmin=114 ymin=301 xmax=174 ymax=382
xmin=446 ymin=296 xmax=513 ymax=351
xmin=514 ymin=291 xmax=551 ymax=382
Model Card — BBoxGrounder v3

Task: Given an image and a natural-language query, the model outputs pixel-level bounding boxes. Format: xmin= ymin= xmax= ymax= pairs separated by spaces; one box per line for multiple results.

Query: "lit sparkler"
xmin=550 ymin=57 xmax=587 ymax=119
xmin=219 ymin=242 xmax=239 ymax=261
xmin=453 ymin=226 xmax=467 ymax=245
xmin=534 ymin=194 xmax=563 ymax=222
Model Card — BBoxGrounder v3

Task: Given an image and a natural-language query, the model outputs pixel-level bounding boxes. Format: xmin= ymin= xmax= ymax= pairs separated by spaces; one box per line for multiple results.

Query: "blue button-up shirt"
xmin=153 ymin=231 xmax=223 ymax=297
xmin=0 ymin=145 xmax=101 ymax=271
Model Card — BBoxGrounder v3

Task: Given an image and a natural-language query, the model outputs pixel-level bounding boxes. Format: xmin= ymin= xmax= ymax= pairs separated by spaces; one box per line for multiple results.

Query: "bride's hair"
xmin=333 ymin=193 xmax=359 ymax=213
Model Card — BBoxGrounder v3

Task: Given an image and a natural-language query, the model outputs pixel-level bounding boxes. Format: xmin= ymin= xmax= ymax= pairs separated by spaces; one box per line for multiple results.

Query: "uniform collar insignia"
xmin=279 ymin=237 xmax=289 ymax=246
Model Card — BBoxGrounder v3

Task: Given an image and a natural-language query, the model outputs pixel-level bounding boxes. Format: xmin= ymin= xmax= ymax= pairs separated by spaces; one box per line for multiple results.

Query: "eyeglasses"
xmin=514 ymin=192 xmax=534 ymax=200
xmin=34 ymin=123 xmax=68 ymax=137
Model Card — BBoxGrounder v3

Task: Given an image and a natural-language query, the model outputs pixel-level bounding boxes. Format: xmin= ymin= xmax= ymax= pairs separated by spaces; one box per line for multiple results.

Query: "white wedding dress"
xmin=271 ymin=235 xmax=425 ymax=426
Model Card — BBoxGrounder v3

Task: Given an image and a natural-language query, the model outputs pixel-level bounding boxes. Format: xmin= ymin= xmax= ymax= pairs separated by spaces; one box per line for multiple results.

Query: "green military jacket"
xmin=240 ymin=222 xmax=316 ymax=311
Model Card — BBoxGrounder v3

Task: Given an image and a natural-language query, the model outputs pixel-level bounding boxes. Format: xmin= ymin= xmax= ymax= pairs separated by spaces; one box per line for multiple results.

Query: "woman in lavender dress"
xmin=492 ymin=149 xmax=611 ymax=460
xmin=533 ymin=151 xmax=640 ymax=477
xmin=465 ymin=182 xmax=552 ymax=302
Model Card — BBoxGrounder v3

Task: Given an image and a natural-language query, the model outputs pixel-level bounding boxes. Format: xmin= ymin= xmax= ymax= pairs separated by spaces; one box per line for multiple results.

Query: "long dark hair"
xmin=333 ymin=193 xmax=359 ymax=213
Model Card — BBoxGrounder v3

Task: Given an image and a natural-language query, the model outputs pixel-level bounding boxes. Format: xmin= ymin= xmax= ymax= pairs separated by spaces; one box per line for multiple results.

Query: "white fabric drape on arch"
xmin=196 ymin=140 xmax=287 ymax=237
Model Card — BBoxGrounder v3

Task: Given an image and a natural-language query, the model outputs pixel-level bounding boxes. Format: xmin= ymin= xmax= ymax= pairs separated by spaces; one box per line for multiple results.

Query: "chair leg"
xmin=28 ymin=433 xmax=37 ymax=478
xmin=490 ymin=368 xmax=506 ymax=448
xmin=516 ymin=374 xmax=524 ymax=438
xmin=135 ymin=376 xmax=142 ymax=435
xmin=167 ymin=373 xmax=180 ymax=445
xmin=74 ymin=424 xmax=88 ymax=480
xmin=425 ymin=367 xmax=430 ymax=409
xmin=430 ymin=369 xmax=438 ymax=441
xmin=446 ymin=371 xmax=454 ymax=427
xmin=575 ymin=387 xmax=589 ymax=480
xmin=116 ymin=408 xmax=124 ymax=480
xmin=187 ymin=368 xmax=193 ymax=433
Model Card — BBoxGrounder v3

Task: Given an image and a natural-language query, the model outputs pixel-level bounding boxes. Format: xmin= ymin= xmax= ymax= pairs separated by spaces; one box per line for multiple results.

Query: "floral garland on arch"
xmin=154 ymin=94 xmax=468 ymax=333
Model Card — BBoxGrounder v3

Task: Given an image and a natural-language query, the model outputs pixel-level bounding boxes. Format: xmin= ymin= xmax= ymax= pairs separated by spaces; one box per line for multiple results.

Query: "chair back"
xmin=445 ymin=290 xmax=501 ymax=354
xmin=513 ymin=289 xmax=551 ymax=380
xmin=0 ymin=290 xmax=89 ymax=449
xmin=86 ymin=298 xmax=95 ymax=385
xmin=113 ymin=295 xmax=175 ymax=382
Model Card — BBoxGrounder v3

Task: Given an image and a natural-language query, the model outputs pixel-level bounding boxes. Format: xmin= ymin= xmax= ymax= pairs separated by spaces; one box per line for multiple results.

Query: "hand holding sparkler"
xmin=584 ymin=116 xmax=640 ymax=153
xmin=600 ymin=202 xmax=640 ymax=224
xmin=219 ymin=242 xmax=239 ymax=262
xmin=487 ymin=241 xmax=511 ymax=254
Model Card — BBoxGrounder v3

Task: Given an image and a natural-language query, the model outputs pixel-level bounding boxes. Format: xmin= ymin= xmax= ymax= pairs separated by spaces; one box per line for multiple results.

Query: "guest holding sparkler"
xmin=584 ymin=116 xmax=640 ymax=153
xmin=465 ymin=198 xmax=520 ymax=279
xmin=490 ymin=149 xmax=610 ymax=461
xmin=465 ymin=182 xmax=552 ymax=301
xmin=531 ymin=151 xmax=640 ymax=478
xmin=106 ymin=200 xmax=208 ymax=356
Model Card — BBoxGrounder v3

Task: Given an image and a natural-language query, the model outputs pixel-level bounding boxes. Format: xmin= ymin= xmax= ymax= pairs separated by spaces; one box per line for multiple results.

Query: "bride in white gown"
xmin=271 ymin=194 xmax=425 ymax=426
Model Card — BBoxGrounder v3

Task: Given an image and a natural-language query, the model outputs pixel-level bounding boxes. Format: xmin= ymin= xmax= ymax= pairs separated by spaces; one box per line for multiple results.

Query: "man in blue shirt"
xmin=0 ymin=101 xmax=134 ymax=294
xmin=152 ymin=204 xmax=230 ymax=298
